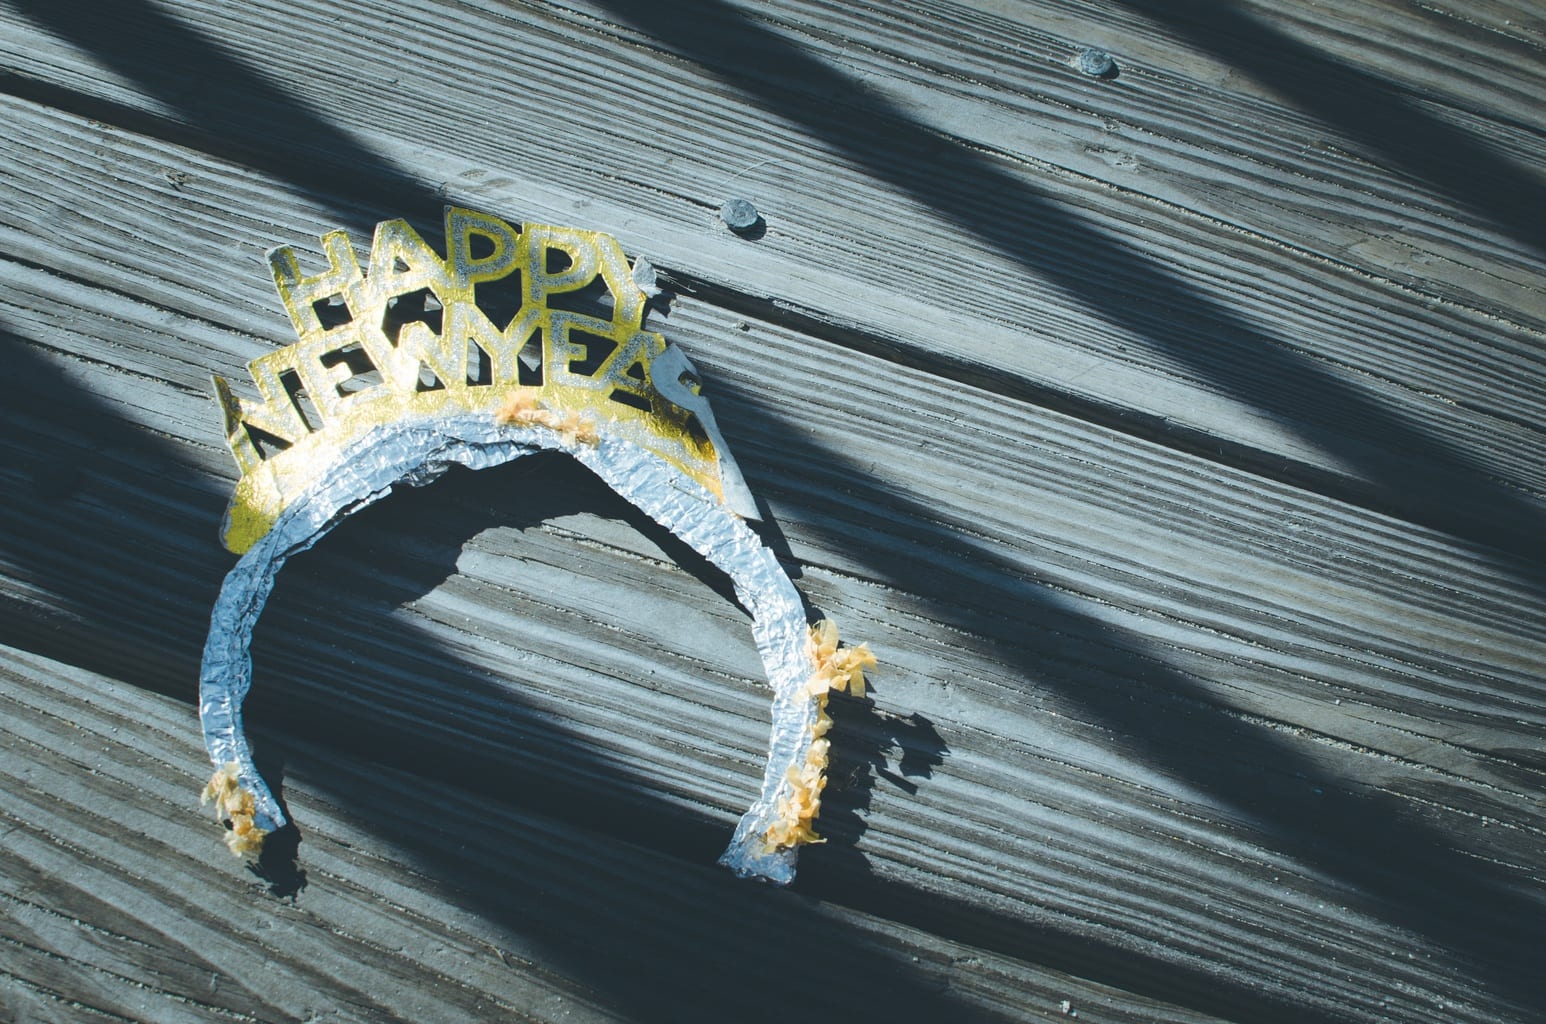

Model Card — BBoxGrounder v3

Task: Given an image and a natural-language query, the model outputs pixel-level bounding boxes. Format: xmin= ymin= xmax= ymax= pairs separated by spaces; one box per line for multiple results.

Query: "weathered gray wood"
xmin=2 ymin=231 xmax=1543 ymax=1021
xmin=0 ymin=644 xmax=1239 ymax=1024
xmin=0 ymin=0 xmax=1541 ymax=556
xmin=0 ymin=1 xmax=1543 ymax=1022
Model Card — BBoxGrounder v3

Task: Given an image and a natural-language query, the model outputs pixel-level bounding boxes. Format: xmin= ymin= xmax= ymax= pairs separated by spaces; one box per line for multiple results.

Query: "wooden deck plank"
xmin=0 ymin=644 xmax=1240 ymax=1024
xmin=0 ymin=103 xmax=1540 ymax=749
xmin=0 ymin=1 xmax=1542 ymax=1022
xmin=694 ymin=0 xmax=1545 ymax=306
xmin=2 ymin=229 xmax=1542 ymax=1021
xmin=0 ymin=0 xmax=1542 ymax=557
xmin=6 ymin=234 xmax=1541 ymax=776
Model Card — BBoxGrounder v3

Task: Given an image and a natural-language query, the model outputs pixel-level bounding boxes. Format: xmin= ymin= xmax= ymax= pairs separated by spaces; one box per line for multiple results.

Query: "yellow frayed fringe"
xmin=762 ymin=620 xmax=877 ymax=852
xmin=495 ymin=391 xmax=600 ymax=446
xmin=202 ymin=763 xmax=268 ymax=857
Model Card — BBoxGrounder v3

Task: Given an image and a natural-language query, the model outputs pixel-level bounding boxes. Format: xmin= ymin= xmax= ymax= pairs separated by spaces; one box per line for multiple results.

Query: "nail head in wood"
xmin=1076 ymin=47 xmax=1117 ymax=79
xmin=720 ymin=198 xmax=761 ymax=235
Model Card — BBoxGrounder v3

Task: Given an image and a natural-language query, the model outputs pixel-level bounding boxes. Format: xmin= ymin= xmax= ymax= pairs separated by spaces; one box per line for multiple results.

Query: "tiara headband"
xmin=198 ymin=208 xmax=874 ymax=884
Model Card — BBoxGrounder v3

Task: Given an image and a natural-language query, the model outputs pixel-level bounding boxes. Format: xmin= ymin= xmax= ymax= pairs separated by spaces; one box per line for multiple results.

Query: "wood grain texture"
xmin=0 ymin=0 xmax=1543 ymax=1022
xmin=2 ymin=228 xmax=1542 ymax=1021
xmin=0 ymin=0 xmax=1541 ymax=554
xmin=6 ymin=645 xmax=1220 ymax=1024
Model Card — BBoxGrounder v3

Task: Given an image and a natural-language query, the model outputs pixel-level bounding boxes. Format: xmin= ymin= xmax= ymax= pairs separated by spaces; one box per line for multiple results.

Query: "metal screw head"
xmin=1076 ymin=47 xmax=1117 ymax=78
xmin=720 ymin=197 xmax=760 ymax=234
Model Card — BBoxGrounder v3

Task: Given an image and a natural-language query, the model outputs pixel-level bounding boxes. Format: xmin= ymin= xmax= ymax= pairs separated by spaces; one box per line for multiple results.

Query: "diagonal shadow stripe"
xmin=12 ymin=0 xmax=1546 ymax=569
xmin=706 ymin=372 xmax=1546 ymax=1021
xmin=2 ymin=0 xmax=444 ymax=226
xmin=8 ymin=0 xmax=1544 ymax=565
xmin=0 ymin=317 xmax=1330 ymax=1023
xmin=3 ymin=0 xmax=1541 ymax=1018
xmin=1113 ymin=0 xmax=1546 ymax=255
xmin=586 ymin=0 xmax=1546 ymax=569
xmin=0 ymin=312 xmax=1400 ymax=1023
xmin=0 ymin=319 xmax=1021 ymax=1023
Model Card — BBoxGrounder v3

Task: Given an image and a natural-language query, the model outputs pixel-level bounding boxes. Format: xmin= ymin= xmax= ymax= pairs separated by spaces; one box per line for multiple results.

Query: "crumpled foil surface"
xmin=201 ymin=413 xmax=816 ymax=883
